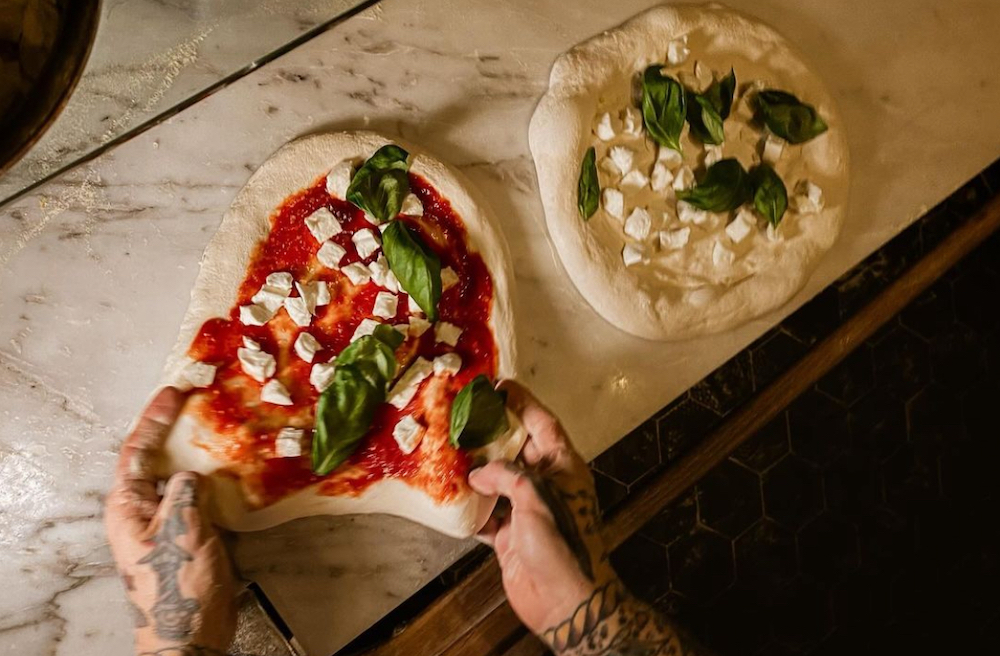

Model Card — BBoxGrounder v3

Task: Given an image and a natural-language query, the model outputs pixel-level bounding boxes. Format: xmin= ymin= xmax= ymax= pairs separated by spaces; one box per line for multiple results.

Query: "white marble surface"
xmin=1 ymin=0 xmax=999 ymax=654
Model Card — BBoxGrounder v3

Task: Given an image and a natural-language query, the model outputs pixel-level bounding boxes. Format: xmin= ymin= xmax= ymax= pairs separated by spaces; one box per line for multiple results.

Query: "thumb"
xmin=469 ymin=461 xmax=542 ymax=512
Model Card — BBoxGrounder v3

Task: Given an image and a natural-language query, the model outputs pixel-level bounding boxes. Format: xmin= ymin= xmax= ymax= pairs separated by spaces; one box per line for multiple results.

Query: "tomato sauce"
xmin=185 ymin=173 xmax=497 ymax=507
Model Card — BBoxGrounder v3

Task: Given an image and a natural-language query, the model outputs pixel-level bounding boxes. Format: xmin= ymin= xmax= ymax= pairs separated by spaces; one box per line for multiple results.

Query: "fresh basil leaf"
xmin=686 ymin=91 xmax=726 ymax=145
xmin=577 ymin=147 xmax=600 ymax=221
xmin=706 ymin=68 xmax=736 ymax=120
xmin=449 ymin=375 xmax=510 ymax=449
xmin=641 ymin=66 xmax=686 ymax=152
xmin=749 ymin=164 xmax=788 ymax=227
xmin=676 ymin=158 xmax=751 ymax=212
xmin=345 ymin=144 xmax=411 ymax=224
xmin=312 ymin=365 xmax=385 ymax=475
xmin=754 ymin=89 xmax=828 ymax=144
xmin=334 ymin=329 xmax=400 ymax=391
xmin=382 ymin=221 xmax=442 ymax=321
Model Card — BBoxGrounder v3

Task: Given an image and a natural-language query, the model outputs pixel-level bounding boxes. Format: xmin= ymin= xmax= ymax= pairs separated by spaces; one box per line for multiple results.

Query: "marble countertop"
xmin=1 ymin=0 xmax=999 ymax=654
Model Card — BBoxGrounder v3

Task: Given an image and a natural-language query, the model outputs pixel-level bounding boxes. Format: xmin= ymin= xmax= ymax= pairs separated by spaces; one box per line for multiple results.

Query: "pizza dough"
xmin=529 ymin=3 xmax=849 ymax=340
xmin=157 ymin=132 xmax=524 ymax=539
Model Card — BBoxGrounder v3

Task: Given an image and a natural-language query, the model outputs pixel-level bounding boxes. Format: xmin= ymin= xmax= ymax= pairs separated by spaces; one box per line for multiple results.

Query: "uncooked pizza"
xmin=530 ymin=3 xmax=849 ymax=340
xmin=158 ymin=132 xmax=524 ymax=539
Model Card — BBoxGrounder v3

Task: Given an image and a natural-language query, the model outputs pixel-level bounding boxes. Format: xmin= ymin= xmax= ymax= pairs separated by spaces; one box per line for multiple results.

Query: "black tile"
xmin=750 ymin=330 xmax=807 ymax=390
xmin=917 ymin=200 xmax=965 ymax=252
xmin=668 ymin=527 xmax=735 ymax=605
xmin=591 ymin=420 xmax=660 ymax=486
xmin=816 ymin=346 xmax=875 ymax=407
xmin=906 ymin=383 xmax=963 ymax=454
xmin=832 ymin=571 xmax=891 ymax=635
xmin=657 ymin=396 xmax=721 ymax=465
xmin=857 ymin=506 xmax=916 ymax=573
xmin=961 ymin=373 xmax=1000 ymax=446
xmin=823 ymin=448 xmax=882 ymax=520
xmin=591 ymin=469 xmax=628 ymax=515
xmin=762 ymin=456 xmax=824 ymax=530
xmin=899 ymin=278 xmax=955 ymax=340
xmin=848 ymin=387 xmax=908 ymax=462
xmin=787 ymin=389 xmax=851 ymax=467
xmin=953 ymin=267 xmax=1000 ymax=333
xmin=870 ymin=325 xmax=932 ymax=401
xmin=732 ymin=413 xmax=790 ymax=473
xmin=982 ymin=157 xmax=1000 ymax=194
xmin=883 ymin=444 xmax=941 ymax=510
xmin=946 ymin=174 xmax=993 ymax=218
xmin=696 ymin=460 xmax=762 ymax=538
xmin=704 ymin=585 xmax=771 ymax=655
xmin=735 ymin=519 xmax=798 ymax=597
xmin=640 ymin=487 xmax=697 ymax=546
xmin=611 ymin=533 xmax=670 ymax=602
xmin=770 ymin=580 xmax=835 ymax=651
xmin=782 ymin=287 xmax=840 ymax=346
xmin=929 ymin=323 xmax=989 ymax=392
xmin=836 ymin=228 xmax=923 ymax=319
xmin=798 ymin=513 xmax=860 ymax=584
xmin=689 ymin=351 xmax=754 ymax=416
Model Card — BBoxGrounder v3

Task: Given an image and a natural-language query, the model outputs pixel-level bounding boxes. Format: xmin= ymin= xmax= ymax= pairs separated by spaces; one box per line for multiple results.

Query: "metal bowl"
xmin=0 ymin=0 xmax=101 ymax=176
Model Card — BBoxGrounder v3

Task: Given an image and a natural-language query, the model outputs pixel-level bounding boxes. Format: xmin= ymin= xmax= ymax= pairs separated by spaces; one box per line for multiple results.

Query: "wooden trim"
xmin=364 ymin=195 xmax=1000 ymax=656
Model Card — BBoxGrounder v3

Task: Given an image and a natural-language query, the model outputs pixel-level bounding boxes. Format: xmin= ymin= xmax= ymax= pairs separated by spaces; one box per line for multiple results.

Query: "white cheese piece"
xmin=602 ymin=188 xmax=625 ymax=219
xmin=238 ymin=347 xmax=276 ymax=383
xmin=608 ymin=145 xmax=634 ymax=175
xmin=704 ymin=145 xmax=724 ymax=168
xmin=340 ymin=262 xmax=372 ymax=286
xmin=261 ymin=379 xmax=293 ymax=406
xmin=385 ymin=270 xmax=400 ymax=294
xmin=621 ymin=106 xmax=643 ymax=136
xmin=650 ymin=162 xmax=674 ymax=193
xmin=239 ymin=303 xmax=273 ymax=327
xmin=672 ymin=166 xmax=695 ymax=191
xmin=351 ymin=318 xmax=382 ymax=342
xmin=693 ymin=60 xmax=712 ymax=89
xmin=594 ymin=112 xmax=616 ymax=141
xmin=325 ymin=161 xmax=354 ymax=198
xmin=622 ymin=244 xmax=648 ymax=267
xmin=441 ymin=266 xmax=460 ymax=291
xmin=294 ymin=332 xmax=321 ymax=363
xmin=433 ymin=353 xmax=462 ymax=377
xmin=677 ymin=200 xmax=709 ymax=226
xmin=368 ymin=256 xmax=399 ymax=292
xmin=295 ymin=281 xmax=324 ymax=314
xmin=274 ymin=427 xmax=306 ymax=458
xmin=624 ymin=208 xmax=652 ymax=240
xmin=352 ymin=228 xmax=382 ymax=260
xmin=283 ymin=296 xmax=312 ymax=327
xmin=317 ymin=241 xmax=347 ymax=268
xmin=659 ymin=227 xmax=691 ymax=250
xmin=265 ymin=272 xmax=293 ymax=294
xmin=409 ymin=316 xmax=431 ymax=337
xmin=687 ymin=287 xmax=717 ymax=307
xmin=305 ymin=208 xmax=343 ymax=243
xmin=401 ymin=193 xmax=424 ymax=216
xmin=712 ymin=240 xmax=737 ymax=267
xmin=657 ymin=146 xmax=684 ymax=170
xmin=620 ymin=170 xmax=649 ymax=190
xmin=726 ymin=209 xmax=756 ymax=244
xmin=766 ymin=223 xmax=784 ymax=243
xmin=387 ymin=357 xmax=433 ymax=409
xmin=309 ymin=361 xmax=337 ymax=392
xmin=373 ymin=291 xmax=399 ymax=319
xmin=666 ymin=37 xmax=690 ymax=65
xmin=599 ymin=156 xmax=620 ymax=177
xmin=762 ymin=135 xmax=785 ymax=165
xmin=316 ymin=282 xmax=331 ymax=306
xmin=435 ymin=322 xmax=463 ymax=347
xmin=243 ymin=336 xmax=261 ymax=351
xmin=251 ymin=272 xmax=293 ymax=313
xmin=392 ymin=415 xmax=426 ymax=454
xmin=793 ymin=180 xmax=825 ymax=214
xmin=181 ymin=361 xmax=216 ymax=388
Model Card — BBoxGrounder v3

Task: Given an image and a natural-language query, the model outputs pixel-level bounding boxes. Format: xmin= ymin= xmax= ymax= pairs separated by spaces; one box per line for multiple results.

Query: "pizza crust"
xmin=157 ymin=132 xmax=522 ymax=539
xmin=529 ymin=3 xmax=850 ymax=340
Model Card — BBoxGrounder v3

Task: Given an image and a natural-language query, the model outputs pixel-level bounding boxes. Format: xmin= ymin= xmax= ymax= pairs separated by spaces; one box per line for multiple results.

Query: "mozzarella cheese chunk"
xmin=704 ymin=145 xmax=724 ymax=168
xmin=793 ymin=180 xmax=825 ymax=213
xmin=351 ymin=318 xmax=382 ymax=342
xmin=261 ymin=379 xmax=293 ymax=406
xmin=599 ymin=156 xmax=620 ymax=177
xmin=340 ymin=262 xmax=372 ymax=286
xmin=435 ymin=322 xmax=463 ymax=346
xmin=317 ymin=241 xmax=347 ymax=268
xmin=294 ymin=332 xmax=321 ymax=363
xmin=181 ymin=361 xmax=216 ymax=388
xmin=687 ymin=287 xmax=717 ymax=307
xmin=621 ymin=106 xmax=642 ymax=136
xmin=368 ymin=256 xmax=399 ymax=292
xmin=441 ymin=266 xmax=460 ymax=291
xmin=666 ymin=37 xmax=690 ymax=65
xmin=693 ymin=60 xmax=712 ymax=89
xmin=352 ymin=229 xmax=382 ymax=260
xmin=392 ymin=415 xmax=426 ymax=455
xmin=620 ymin=170 xmax=649 ymax=190
xmin=712 ymin=240 xmax=737 ymax=267
xmin=651 ymin=162 xmax=674 ymax=192
xmin=401 ymin=193 xmax=424 ymax=216
xmin=325 ymin=161 xmax=354 ymax=199
xmin=373 ymin=291 xmax=399 ymax=319
xmin=274 ymin=427 xmax=306 ymax=458
xmin=657 ymin=146 xmax=684 ymax=169
xmin=766 ymin=223 xmax=784 ymax=242
xmin=243 ymin=336 xmax=261 ymax=351
xmin=433 ymin=353 xmax=462 ymax=377
xmin=726 ymin=209 xmax=756 ymax=244
xmin=762 ymin=135 xmax=785 ymax=165
xmin=310 ymin=361 xmax=337 ymax=392
xmin=677 ymin=200 xmax=709 ymax=226
xmin=602 ymin=188 xmax=625 ymax=219
xmin=608 ymin=146 xmax=634 ymax=175
xmin=622 ymin=244 xmax=647 ymax=267
xmin=238 ymin=347 xmax=276 ymax=383
xmin=295 ymin=281 xmax=328 ymax=315
xmin=659 ymin=226 xmax=691 ymax=250
xmin=250 ymin=271 xmax=293 ymax=313
xmin=283 ymin=296 xmax=312 ymax=327
xmin=595 ymin=112 xmax=616 ymax=141
xmin=264 ymin=272 xmax=293 ymax=294
xmin=239 ymin=303 xmax=273 ymax=327
xmin=387 ymin=357 xmax=433 ymax=409
xmin=409 ymin=316 xmax=431 ymax=337
xmin=624 ymin=207 xmax=652 ymax=240
xmin=305 ymin=208 xmax=343 ymax=243
xmin=672 ymin=166 xmax=695 ymax=191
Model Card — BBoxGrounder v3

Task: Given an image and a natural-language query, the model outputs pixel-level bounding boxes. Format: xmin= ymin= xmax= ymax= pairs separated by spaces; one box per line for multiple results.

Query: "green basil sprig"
xmin=749 ymin=164 xmax=788 ymax=227
xmin=685 ymin=69 xmax=736 ymax=145
xmin=676 ymin=158 xmax=751 ymax=212
xmin=346 ymin=144 xmax=411 ymax=224
xmin=641 ymin=66 xmax=686 ymax=152
xmin=577 ymin=147 xmax=600 ymax=221
xmin=754 ymin=90 xmax=828 ymax=144
xmin=449 ymin=375 xmax=509 ymax=449
xmin=312 ymin=325 xmax=403 ymax=475
xmin=382 ymin=221 xmax=442 ymax=321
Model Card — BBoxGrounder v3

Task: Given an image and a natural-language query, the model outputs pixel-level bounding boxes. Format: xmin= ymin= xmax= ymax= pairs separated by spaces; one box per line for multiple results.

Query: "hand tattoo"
xmin=138 ymin=478 xmax=201 ymax=641
xmin=136 ymin=647 xmax=225 ymax=656
xmin=541 ymin=582 xmax=706 ymax=656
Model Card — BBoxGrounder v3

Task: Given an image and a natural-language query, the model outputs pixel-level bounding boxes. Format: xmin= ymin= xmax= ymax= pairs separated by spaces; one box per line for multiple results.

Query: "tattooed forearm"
xmin=541 ymin=581 xmax=708 ymax=656
xmin=528 ymin=472 xmax=597 ymax=580
xmin=136 ymin=647 xmax=225 ymax=656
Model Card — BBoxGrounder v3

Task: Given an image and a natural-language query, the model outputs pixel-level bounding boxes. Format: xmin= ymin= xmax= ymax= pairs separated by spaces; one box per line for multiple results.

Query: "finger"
xmin=146 ymin=472 xmax=205 ymax=541
xmin=468 ymin=461 xmax=542 ymax=511
xmin=475 ymin=515 xmax=502 ymax=547
xmin=497 ymin=381 xmax=572 ymax=467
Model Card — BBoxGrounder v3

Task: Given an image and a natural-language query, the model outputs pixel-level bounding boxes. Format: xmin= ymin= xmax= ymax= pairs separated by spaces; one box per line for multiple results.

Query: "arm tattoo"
xmin=541 ymin=582 xmax=707 ymax=656
xmin=138 ymin=478 xmax=201 ymax=641
xmin=136 ymin=647 xmax=225 ymax=656
xmin=528 ymin=473 xmax=597 ymax=580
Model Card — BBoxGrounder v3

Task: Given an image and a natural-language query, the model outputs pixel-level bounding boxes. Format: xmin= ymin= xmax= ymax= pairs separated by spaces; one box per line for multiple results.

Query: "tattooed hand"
xmin=468 ymin=382 xmax=616 ymax=636
xmin=104 ymin=388 xmax=237 ymax=656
